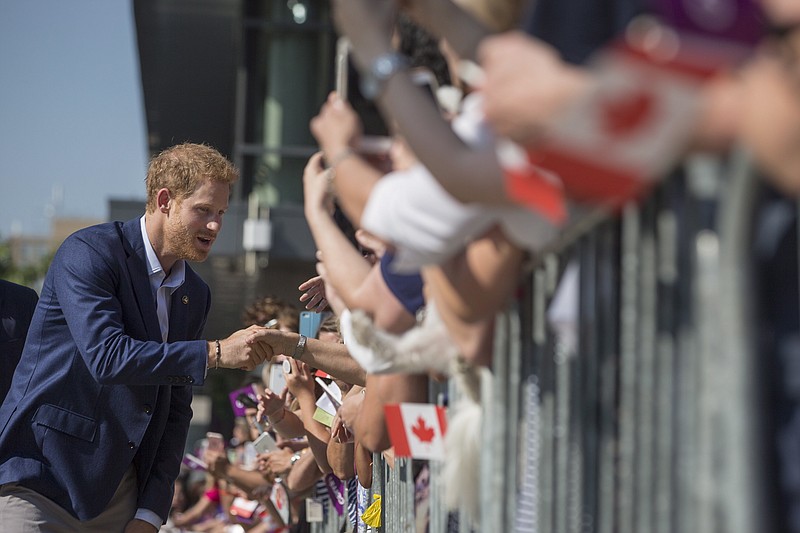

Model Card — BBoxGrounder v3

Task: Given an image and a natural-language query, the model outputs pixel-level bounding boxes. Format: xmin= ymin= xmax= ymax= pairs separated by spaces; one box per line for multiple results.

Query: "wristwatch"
xmin=292 ymin=334 xmax=307 ymax=360
xmin=359 ymin=52 xmax=409 ymax=100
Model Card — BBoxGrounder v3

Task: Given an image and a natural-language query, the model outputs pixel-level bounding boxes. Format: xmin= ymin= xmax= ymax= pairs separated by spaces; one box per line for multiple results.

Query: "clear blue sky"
xmin=0 ymin=0 xmax=148 ymax=238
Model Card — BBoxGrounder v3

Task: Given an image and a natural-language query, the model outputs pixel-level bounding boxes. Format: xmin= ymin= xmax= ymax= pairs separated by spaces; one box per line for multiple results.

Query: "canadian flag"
xmin=453 ymin=91 xmax=568 ymax=226
xmin=384 ymin=403 xmax=447 ymax=461
xmin=524 ymin=41 xmax=717 ymax=207
xmin=498 ymin=139 xmax=568 ymax=225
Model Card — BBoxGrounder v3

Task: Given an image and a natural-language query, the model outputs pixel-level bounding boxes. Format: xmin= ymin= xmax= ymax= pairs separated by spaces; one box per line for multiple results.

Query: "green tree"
xmin=0 ymin=237 xmax=52 ymax=289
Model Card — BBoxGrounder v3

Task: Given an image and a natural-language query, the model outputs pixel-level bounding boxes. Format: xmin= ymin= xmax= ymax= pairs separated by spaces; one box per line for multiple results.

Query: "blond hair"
xmin=145 ymin=143 xmax=238 ymax=213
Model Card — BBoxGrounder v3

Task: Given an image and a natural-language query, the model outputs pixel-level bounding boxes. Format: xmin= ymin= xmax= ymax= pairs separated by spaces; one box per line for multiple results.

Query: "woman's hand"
xmin=302 ymin=152 xmax=335 ymax=218
xmin=310 ymin=92 xmax=363 ymax=160
xmin=285 ymin=358 xmax=315 ymax=399
xmin=298 ymin=275 xmax=328 ymax=311
xmin=337 ymin=387 xmax=366 ymax=438
xmin=257 ymin=387 xmax=288 ymax=423
xmin=263 ymin=447 xmax=295 ymax=477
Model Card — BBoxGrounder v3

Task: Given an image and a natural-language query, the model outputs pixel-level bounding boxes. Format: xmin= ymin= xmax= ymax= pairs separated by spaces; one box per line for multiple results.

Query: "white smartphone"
xmin=335 ymin=36 xmax=391 ymax=154
xmin=268 ymin=363 xmax=287 ymax=394
xmin=206 ymin=432 xmax=225 ymax=453
xmin=253 ymin=431 xmax=278 ymax=454
xmin=335 ymin=37 xmax=350 ymax=99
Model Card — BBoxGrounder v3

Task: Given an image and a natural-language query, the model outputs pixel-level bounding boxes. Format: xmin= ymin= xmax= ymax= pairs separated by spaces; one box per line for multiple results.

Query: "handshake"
xmin=208 ymin=325 xmax=298 ymax=372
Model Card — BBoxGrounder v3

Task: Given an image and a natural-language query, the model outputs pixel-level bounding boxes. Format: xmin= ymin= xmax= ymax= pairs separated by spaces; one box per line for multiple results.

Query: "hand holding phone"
xmin=334 ymin=37 xmax=391 ymax=153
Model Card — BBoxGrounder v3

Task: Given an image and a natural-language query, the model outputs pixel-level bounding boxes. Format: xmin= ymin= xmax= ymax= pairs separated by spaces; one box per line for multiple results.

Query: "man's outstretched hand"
xmin=212 ymin=325 xmax=276 ymax=371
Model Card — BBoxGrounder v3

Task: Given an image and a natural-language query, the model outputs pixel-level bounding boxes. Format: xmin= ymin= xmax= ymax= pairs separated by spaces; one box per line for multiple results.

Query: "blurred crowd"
xmin=163 ymin=0 xmax=800 ymax=531
xmin=162 ymin=297 xmax=373 ymax=533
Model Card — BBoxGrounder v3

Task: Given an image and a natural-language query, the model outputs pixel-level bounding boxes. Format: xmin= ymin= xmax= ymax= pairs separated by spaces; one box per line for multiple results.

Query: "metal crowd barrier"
xmin=312 ymin=150 xmax=769 ymax=532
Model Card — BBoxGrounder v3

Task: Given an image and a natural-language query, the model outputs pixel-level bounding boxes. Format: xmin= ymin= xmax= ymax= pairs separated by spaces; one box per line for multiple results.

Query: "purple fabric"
xmin=229 ymin=385 xmax=258 ymax=417
xmin=325 ymin=473 xmax=346 ymax=516
xmin=651 ymin=0 xmax=763 ymax=46
xmin=380 ymin=251 xmax=424 ymax=316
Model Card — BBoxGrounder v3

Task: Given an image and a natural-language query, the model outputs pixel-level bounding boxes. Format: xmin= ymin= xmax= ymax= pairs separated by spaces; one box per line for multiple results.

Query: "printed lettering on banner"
xmin=325 ymin=473 xmax=346 ymax=516
xmin=384 ymin=403 xmax=447 ymax=461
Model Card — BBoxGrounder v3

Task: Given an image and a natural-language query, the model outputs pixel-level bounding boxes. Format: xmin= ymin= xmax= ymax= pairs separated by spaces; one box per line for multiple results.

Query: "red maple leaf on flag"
xmin=411 ymin=416 xmax=435 ymax=443
xmin=600 ymin=89 xmax=654 ymax=138
xmin=273 ymin=487 xmax=284 ymax=509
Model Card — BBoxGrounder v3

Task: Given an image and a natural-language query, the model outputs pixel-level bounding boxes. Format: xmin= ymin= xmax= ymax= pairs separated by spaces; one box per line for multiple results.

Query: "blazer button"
xmin=128 ymin=441 xmax=135 ymax=449
xmin=144 ymin=404 xmax=152 ymax=415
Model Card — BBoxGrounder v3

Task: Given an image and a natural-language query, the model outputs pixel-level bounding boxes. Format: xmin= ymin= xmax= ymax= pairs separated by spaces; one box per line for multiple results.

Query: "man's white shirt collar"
xmin=139 ymin=215 xmax=185 ymax=290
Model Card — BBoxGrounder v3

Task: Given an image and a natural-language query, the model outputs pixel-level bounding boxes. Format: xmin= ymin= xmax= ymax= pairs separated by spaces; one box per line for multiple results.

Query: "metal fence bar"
xmin=504 ymin=308 xmax=524 ymax=531
xmin=481 ymin=315 xmax=509 ymax=532
xmin=595 ymin=220 xmax=620 ymax=533
xmin=577 ymin=233 xmax=598 ymax=533
xmin=617 ymin=203 xmax=640 ymax=533
xmin=715 ymin=149 xmax=765 ymax=533
xmin=533 ymin=267 xmax=556 ymax=533
xmin=635 ymin=201 xmax=658 ymax=533
xmin=654 ymin=195 xmax=678 ymax=533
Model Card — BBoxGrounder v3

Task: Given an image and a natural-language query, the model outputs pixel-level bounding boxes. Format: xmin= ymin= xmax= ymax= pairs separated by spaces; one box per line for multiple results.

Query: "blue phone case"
xmin=299 ymin=311 xmax=324 ymax=339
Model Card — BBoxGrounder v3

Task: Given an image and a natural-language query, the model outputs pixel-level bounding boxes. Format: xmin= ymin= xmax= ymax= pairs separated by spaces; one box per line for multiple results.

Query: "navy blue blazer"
xmin=0 ymin=218 xmax=211 ymax=522
xmin=0 ymin=279 xmax=38 ymax=404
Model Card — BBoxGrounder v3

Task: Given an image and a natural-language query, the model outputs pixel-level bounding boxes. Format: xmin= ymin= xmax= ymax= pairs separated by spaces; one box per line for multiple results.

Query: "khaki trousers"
xmin=0 ymin=465 xmax=138 ymax=532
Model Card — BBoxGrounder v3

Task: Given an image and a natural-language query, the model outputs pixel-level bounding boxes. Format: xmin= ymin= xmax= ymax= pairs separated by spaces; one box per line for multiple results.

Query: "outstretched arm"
xmin=329 ymin=0 xmax=510 ymax=206
xmin=247 ymin=328 xmax=366 ymax=387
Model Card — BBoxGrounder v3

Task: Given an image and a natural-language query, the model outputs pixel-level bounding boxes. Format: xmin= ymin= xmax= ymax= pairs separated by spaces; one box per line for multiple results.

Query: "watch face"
xmin=374 ymin=56 xmax=394 ymax=78
xmin=359 ymin=75 xmax=379 ymax=101
xmin=361 ymin=53 xmax=407 ymax=100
